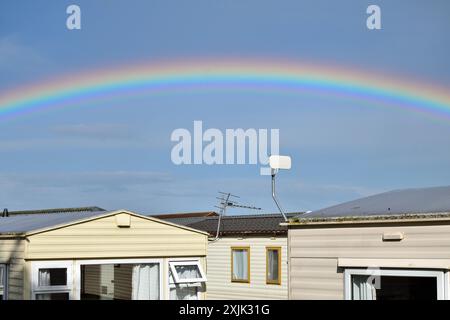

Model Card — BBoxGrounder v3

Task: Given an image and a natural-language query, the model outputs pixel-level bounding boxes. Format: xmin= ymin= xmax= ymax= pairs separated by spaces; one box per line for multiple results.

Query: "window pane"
xmin=170 ymin=286 xmax=198 ymax=300
xmin=351 ymin=275 xmax=438 ymax=300
xmin=80 ymin=263 xmax=160 ymax=300
xmin=267 ymin=249 xmax=279 ymax=282
xmin=232 ymin=249 xmax=248 ymax=281
xmin=174 ymin=265 xmax=201 ymax=280
xmin=0 ymin=265 xmax=4 ymax=287
xmin=376 ymin=276 xmax=437 ymax=300
xmin=35 ymin=292 xmax=69 ymax=300
xmin=0 ymin=265 xmax=3 ymax=298
xmin=38 ymin=268 xmax=67 ymax=286
xmin=0 ymin=265 xmax=3 ymax=297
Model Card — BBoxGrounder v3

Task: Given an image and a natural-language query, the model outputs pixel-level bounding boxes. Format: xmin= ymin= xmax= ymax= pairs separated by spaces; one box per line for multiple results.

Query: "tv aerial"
xmin=210 ymin=191 xmax=261 ymax=241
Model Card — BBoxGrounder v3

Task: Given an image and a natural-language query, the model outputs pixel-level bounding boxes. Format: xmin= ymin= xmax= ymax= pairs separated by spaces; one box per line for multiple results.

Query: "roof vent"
xmin=382 ymin=232 xmax=404 ymax=241
xmin=115 ymin=213 xmax=131 ymax=228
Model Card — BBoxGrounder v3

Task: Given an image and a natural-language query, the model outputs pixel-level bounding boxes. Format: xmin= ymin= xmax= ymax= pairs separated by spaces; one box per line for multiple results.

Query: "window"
xmin=0 ymin=264 xmax=7 ymax=300
xmin=231 ymin=247 xmax=250 ymax=283
xmin=80 ymin=263 xmax=160 ymax=300
xmin=266 ymin=247 xmax=281 ymax=285
xmin=32 ymin=261 xmax=73 ymax=300
xmin=38 ymin=268 xmax=67 ymax=286
xmin=168 ymin=260 xmax=206 ymax=300
xmin=74 ymin=258 xmax=163 ymax=300
xmin=35 ymin=292 xmax=70 ymax=300
xmin=344 ymin=269 xmax=446 ymax=300
xmin=169 ymin=261 xmax=206 ymax=283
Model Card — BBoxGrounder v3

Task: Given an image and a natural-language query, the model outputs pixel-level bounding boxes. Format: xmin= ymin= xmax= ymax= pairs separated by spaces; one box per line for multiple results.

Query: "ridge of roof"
xmin=7 ymin=206 xmax=106 ymax=216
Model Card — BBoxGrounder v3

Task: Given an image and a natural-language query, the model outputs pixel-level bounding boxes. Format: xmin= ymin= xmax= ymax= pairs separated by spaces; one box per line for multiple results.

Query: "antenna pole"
xmin=210 ymin=192 xmax=261 ymax=242
xmin=212 ymin=192 xmax=230 ymax=241
xmin=272 ymin=169 xmax=288 ymax=221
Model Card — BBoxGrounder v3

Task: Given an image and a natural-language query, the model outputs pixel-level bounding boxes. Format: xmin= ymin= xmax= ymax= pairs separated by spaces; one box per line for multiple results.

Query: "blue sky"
xmin=0 ymin=0 xmax=449 ymax=214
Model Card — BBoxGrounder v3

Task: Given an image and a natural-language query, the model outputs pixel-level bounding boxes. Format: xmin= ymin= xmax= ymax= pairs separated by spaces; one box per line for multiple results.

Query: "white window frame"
xmin=74 ymin=258 xmax=163 ymax=300
xmin=344 ymin=268 xmax=447 ymax=300
xmin=0 ymin=264 xmax=7 ymax=300
xmin=167 ymin=258 xmax=206 ymax=300
xmin=31 ymin=260 xmax=74 ymax=300
xmin=169 ymin=260 xmax=207 ymax=284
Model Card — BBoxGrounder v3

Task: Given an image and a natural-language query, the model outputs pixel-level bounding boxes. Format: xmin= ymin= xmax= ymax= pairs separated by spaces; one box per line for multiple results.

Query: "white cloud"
xmin=0 ymin=171 xmax=173 ymax=188
xmin=51 ymin=123 xmax=134 ymax=140
xmin=0 ymin=36 xmax=50 ymax=72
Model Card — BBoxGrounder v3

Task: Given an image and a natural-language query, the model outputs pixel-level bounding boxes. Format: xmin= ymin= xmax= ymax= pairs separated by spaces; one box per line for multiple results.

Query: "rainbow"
xmin=1 ymin=58 xmax=450 ymax=120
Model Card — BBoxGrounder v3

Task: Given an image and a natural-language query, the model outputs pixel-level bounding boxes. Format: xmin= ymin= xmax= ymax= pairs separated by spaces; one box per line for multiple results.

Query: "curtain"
xmin=131 ymin=264 xmax=160 ymax=300
xmin=352 ymin=275 xmax=376 ymax=300
xmin=233 ymin=250 xmax=248 ymax=280
xmin=169 ymin=266 xmax=200 ymax=300
xmin=0 ymin=265 xmax=4 ymax=287
xmin=0 ymin=265 xmax=4 ymax=298
xmin=36 ymin=269 xmax=52 ymax=300
xmin=38 ymin=269 xmax=51 ymax=287
xmin=170 ymin=285 xmax=198 ymax=300
xmin=267 ymin=250 xmax=279 ymax=281
xmin=175 ymin=265 xmax=201 ymax=280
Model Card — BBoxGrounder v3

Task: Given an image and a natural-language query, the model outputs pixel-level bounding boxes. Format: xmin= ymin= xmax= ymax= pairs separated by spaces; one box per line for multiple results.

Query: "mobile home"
xmin=157 ymin=213 xmax=292 ymax=300
xmin=0 ymin=208 xmax=208 ymax=300
xmin=288 ymin=186 xmax=450 ymax=300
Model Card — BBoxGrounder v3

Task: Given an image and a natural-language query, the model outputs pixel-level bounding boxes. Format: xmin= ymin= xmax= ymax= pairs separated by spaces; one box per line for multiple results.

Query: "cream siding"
xmin=288 ymin=221 xmax=450 ymax=300
xmin=0 ymin=238 xmax=26 ymax=299
xmin=27 ymin=215 xmax=207 ymax=260
xmin=289 ymin=258 xmax=342 ymax=300
xmin=206 ymin=236 xmax=288 ymax=300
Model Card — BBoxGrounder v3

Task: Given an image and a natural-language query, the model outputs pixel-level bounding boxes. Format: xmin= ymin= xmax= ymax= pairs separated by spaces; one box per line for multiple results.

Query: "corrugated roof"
xmin=159 ymin=213 xmax=300 ymax=236
xmin=297 ymin=186 xmax=450 ymax=220
xmin=163 ymin=216 xmax=213 ymax=226
xmin=151 ymin=211 xmax=218 ymax=219
xmin=0 ymin=210 xmax=109 ymax=235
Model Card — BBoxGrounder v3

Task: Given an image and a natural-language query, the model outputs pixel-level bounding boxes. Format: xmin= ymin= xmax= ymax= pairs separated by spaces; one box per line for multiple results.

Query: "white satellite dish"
xmin=269 ymin=155 xmax=292 ymax=170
